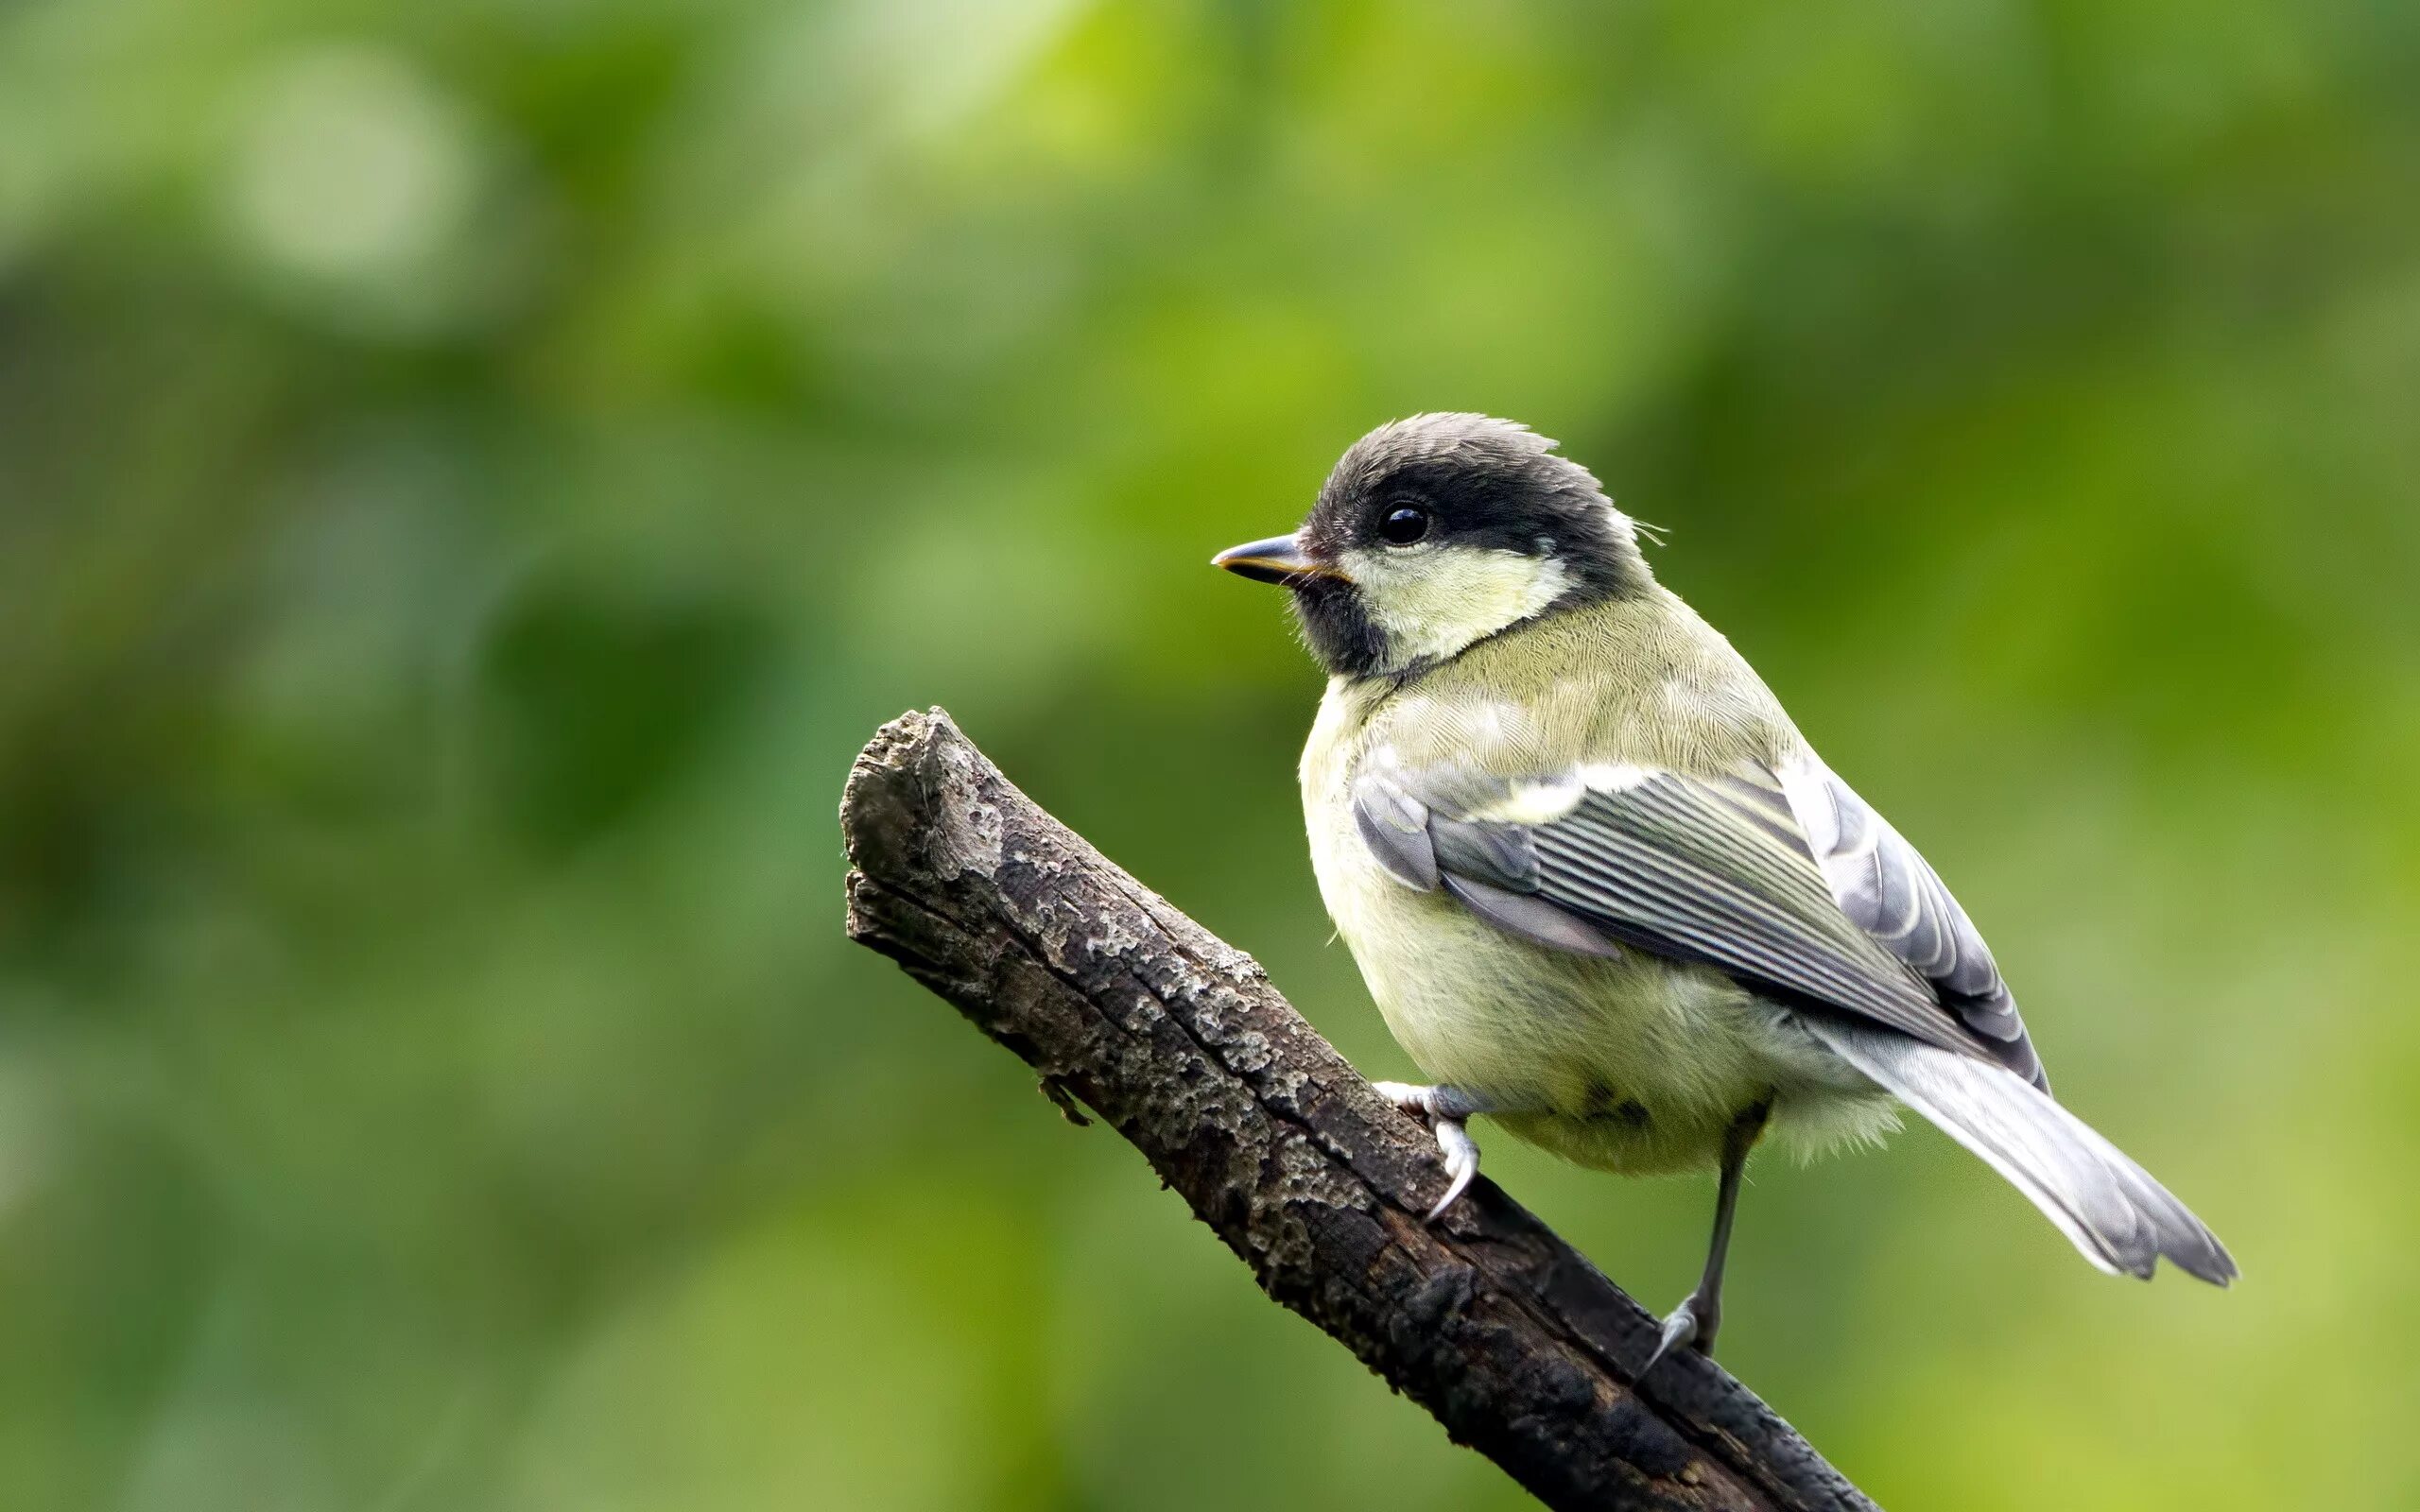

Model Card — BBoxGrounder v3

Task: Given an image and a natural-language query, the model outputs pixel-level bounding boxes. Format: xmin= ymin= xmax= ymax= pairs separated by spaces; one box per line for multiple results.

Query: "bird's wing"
xmin=1771 ymin=752 xmax=2041 ymax=1085
xmin=1354 ymin=750 xmax=2046 ymax=1085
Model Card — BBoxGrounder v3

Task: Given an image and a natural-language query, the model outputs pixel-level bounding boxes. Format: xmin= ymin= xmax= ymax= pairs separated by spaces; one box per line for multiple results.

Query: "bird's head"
xmin=1215 ymin=414 xmax=1651 ymax=679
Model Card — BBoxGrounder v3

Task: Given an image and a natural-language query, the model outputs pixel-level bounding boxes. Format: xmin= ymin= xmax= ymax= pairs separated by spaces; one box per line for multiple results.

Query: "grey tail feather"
xmin=1803 ymin=1019 xmax=2238 ymax=1286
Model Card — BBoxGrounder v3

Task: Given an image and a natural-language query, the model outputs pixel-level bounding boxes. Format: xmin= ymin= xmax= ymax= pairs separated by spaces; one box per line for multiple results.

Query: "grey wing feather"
xmin=1438 ymin=871 xmax=1626 ymax=958
xmin=1776 ymin=755 xmax=2043 ymax=1086
xmin=1352 ymin=756 xmax=2042 ymax=1081
xmin=1351 ymin=768 xmax=1617 ymax=955
xmin=1517 ymin=776 xmax=1987 ymax=1061
xmin=1353 ymin=775 xmax=1437 ymax=889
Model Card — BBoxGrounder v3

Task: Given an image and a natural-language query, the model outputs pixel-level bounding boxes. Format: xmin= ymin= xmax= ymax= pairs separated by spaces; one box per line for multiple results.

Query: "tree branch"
xmin=841 ymin=708 xmax=1878 ymax=1512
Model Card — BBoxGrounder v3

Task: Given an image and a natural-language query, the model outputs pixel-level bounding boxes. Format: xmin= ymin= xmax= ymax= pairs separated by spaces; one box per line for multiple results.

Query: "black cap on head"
xmin=1252 ymin=414 xmax=1648 ymax=679
xmin=1302 ymin=414 xmax=1641 ymax=587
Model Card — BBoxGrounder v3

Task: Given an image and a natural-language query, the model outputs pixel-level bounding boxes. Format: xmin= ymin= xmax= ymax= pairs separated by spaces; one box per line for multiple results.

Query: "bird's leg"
xmin=1645 ymin=1099 xmax=1772 ymax=1375
xmin=1370 ymin=1081 xmax=1498 ymax=1221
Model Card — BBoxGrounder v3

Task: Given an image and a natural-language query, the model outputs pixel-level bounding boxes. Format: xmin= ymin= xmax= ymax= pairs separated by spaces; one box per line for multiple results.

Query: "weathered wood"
xmin=841 ymin=708 xmax=1878 ymax=1512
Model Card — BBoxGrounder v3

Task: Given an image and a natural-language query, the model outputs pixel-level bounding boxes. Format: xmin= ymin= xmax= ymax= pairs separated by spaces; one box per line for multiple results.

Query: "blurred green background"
xmin=3 ymin=0 xmax=2416 ymax=1507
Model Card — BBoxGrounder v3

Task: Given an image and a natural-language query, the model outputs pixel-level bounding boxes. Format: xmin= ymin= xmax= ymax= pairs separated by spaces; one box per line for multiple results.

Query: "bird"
xmin=1212 ymin=413 xmax=2235 ymax=1374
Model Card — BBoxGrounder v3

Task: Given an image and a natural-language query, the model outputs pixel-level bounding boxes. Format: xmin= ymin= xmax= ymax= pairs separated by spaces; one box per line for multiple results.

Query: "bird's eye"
xmin=1378 ymin=507 xmax=1430 ymax=545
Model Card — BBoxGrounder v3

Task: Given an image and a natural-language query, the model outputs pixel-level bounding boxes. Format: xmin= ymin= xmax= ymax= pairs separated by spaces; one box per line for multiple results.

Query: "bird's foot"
xmin=1372 ymin=1081 xmax=1485 ymax=1221
xmin=1641 ymin=1292 xmax=1719 ymax=1378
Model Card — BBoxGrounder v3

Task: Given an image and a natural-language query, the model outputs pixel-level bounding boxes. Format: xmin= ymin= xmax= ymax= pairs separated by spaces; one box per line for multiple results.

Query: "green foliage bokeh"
xmin=2 ymin=1 xmax=2416 ymax=1507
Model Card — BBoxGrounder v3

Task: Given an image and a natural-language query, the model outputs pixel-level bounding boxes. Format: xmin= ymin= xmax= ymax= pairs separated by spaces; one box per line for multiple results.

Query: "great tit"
xmin=1215 ymin=413 xmax=2234 ymax=1370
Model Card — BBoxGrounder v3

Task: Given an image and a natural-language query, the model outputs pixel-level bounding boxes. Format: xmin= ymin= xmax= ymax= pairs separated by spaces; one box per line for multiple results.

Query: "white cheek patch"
xmin=1341 ymin=544 xmax=1573 ymax=670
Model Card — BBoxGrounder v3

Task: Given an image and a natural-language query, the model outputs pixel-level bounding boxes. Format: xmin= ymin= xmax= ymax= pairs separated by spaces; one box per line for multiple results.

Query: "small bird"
xmin=1215 ymin=414 xmax=2234 ymax=1372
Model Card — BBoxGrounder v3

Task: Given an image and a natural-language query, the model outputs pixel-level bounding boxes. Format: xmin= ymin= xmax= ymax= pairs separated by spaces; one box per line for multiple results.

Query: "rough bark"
xmin=841 ymin=708 xmax=1879 ymax=1512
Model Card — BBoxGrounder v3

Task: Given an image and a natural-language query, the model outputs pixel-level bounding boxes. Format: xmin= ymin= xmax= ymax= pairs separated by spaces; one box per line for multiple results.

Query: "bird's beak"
xmin=1212 ymin=533 xmax=1348 ymax=586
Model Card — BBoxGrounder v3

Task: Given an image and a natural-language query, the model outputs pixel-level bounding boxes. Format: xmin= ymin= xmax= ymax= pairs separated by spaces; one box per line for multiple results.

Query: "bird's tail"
xmin=1801 ymin=1019 xmax=2237 ymax=1286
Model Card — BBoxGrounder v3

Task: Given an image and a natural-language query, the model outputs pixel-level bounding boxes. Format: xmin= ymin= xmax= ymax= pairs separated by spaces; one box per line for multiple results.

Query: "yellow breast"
xmin=1300 ymin=679 xmax=1794 ymax=1173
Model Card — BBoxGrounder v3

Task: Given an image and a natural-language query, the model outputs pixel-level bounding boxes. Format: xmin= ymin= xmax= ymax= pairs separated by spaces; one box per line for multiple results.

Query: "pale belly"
xmin=1306 ymin=781 xmax=1893 ymax=1176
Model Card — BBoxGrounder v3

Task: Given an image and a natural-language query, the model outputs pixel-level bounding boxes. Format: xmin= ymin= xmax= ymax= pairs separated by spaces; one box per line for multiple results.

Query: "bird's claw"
xmin=1373 ymin=1081 xmax=1481 ymax=1222
xmin=1428 ymin=1118 xmax=1478 ymax=1220
xmin=1641 ymin=1295 xmax=1710 ymax=1379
